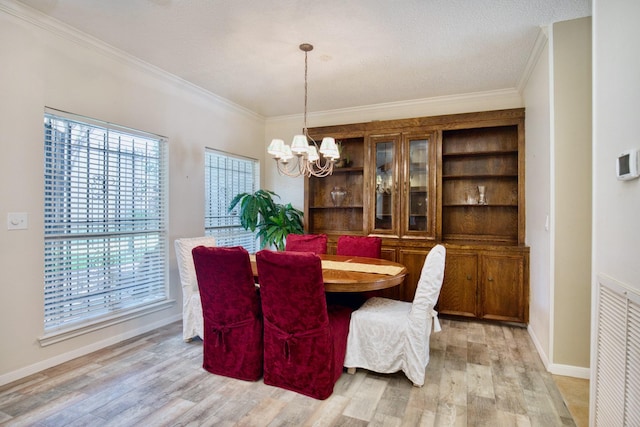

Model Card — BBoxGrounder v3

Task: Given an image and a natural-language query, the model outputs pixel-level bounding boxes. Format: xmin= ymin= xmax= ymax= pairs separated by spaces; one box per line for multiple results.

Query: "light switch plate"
xmin=7 ymin=212 xmax=28 ymax=230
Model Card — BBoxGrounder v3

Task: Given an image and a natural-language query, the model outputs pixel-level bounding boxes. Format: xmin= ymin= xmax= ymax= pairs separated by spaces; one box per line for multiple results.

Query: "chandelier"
xmin=267 ymin=43 xmax=339 ymax=178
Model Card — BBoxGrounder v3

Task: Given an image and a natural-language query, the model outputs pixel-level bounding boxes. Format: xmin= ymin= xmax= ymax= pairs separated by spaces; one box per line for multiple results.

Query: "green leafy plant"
xmin=228 ymin=189 xmax=304 ymax=251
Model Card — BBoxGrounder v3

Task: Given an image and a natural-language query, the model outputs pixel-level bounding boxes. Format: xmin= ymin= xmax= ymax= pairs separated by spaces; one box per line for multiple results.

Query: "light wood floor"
xmin=0 ymin=318 xmax=578 ymax=426
xmin=552 ymin=375 xmax=589 ymax=427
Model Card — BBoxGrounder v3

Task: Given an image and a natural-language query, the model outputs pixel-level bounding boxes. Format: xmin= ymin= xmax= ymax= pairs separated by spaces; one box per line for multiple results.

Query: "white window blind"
xmin=204 ymin=149 xmax=259 ymax=252
xmin=43 ymin=108 xmax=168 ymax=334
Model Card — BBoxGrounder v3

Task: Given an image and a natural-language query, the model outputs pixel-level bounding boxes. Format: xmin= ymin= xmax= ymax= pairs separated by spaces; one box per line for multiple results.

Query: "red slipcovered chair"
xmin=255 ymin=249 xmax=353 ymax=400
xmin=335 ymin=235 xmax=383 ymax=306
xmin=336 ymin=235 xmax=382 ymax=258
xmin=192 ymin=246 xmax=263 ymax=381
xmin=285 ymin=233 xmax=328 ymax=254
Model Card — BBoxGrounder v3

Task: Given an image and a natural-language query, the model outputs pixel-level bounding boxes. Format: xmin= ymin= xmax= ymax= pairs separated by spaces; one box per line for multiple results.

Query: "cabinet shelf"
xmin=443 ymin=203 xmax=517 ymax=208
xmin=330 ymin=166 xmax=364 ymax=173
xmin=309 ymin=205 xmax=364 ymax=210
xmin=442 ymin=150 xmax=518 ymax=157
xmin=442 ymin=174 xmax=518 ymax=179
xmin=409 ymin=162 xmax=429 ymax=168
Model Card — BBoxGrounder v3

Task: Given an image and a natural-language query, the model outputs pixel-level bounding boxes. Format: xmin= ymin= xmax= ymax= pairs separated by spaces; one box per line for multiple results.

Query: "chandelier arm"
xmin=307 ymin=135 xmax=319 ymax=148
xmin=274 ymin=154 xmax=336 ymax=178
xmin=304 ymin=157 xmax=335 ymax=178
xmin=309 ymin=165 xmax=335 ymax=178
xmin=275 ymin=157 xmax=304 ymax=178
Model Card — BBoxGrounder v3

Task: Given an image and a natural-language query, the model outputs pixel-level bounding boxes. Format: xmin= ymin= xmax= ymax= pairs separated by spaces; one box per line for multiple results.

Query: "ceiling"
xmin=16 ymin=0 xmax=591 ymax=118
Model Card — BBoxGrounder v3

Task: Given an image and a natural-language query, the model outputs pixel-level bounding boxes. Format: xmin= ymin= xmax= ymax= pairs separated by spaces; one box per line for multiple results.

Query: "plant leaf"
xmin=228 ymin=189 xmax=304 ymax=250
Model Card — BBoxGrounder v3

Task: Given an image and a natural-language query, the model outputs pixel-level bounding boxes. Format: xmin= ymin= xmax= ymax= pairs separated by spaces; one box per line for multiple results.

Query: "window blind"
xmin=204 ymin=149 xmax=259 ymax=252
xmin=43 ymin=108 xmax=168 ymax=333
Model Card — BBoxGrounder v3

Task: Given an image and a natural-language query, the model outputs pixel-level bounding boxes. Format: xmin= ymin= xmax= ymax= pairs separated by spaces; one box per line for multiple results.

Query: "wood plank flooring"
xmin=0 ymin=318 xmax=576 ymax=426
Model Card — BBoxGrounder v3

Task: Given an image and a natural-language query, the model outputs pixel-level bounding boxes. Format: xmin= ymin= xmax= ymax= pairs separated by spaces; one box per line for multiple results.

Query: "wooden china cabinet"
xmin=305 ymin=108 xmax=529 ymax=324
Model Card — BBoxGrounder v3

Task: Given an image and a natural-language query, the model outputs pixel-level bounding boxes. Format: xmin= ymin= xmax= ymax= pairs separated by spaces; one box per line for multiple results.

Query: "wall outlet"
xmin=545 ymin=214 xmax=550 ymax=231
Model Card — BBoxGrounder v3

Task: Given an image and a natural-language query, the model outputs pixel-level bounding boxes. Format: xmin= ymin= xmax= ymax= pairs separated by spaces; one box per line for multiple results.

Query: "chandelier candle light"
xmin=267 ymin=43 xmax=339 ymax=178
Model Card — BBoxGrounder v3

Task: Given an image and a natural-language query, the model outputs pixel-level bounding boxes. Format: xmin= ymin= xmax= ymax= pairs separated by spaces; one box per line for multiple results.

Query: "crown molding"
xmin=0 ymin=0 xmax=264 ymax=121
xmin=266 ymin=88 xmax=523 ymax=125
xmin=518 ymin=25 xmax=550 ymax=92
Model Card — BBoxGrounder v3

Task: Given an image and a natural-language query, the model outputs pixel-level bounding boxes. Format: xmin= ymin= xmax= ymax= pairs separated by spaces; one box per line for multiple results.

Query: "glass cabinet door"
xmin=403 ymin=134 xmax=435 ymax=237
xmin=371 ymin=135 xmax=399 ymax=233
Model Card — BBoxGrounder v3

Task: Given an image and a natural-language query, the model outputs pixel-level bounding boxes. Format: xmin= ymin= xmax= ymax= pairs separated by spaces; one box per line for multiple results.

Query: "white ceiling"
xmin=16 ymin=0 xmax=591 ymax=118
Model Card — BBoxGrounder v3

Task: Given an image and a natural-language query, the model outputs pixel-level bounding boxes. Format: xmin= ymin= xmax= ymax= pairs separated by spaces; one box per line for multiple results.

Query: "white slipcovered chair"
xmin=174 ymin=236 xmax=217 ymax=342
xmin=343 ymin=244 xmax=446 ymax=387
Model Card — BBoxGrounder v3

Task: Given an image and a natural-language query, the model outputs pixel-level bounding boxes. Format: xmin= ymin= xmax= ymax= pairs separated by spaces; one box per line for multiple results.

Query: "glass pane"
xmin=375 ymin=141 xmax=394 ymax=230
xmin=408 ymin=139 xmax=429 ymax=231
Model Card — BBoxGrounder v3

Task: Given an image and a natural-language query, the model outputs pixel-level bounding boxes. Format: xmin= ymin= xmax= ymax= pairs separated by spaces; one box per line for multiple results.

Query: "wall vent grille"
xmin=594 ymin=275 xmax=640 ymax=426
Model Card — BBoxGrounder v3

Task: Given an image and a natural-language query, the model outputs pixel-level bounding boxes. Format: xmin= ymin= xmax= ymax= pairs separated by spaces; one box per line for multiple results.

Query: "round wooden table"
xmin=250 ymin=253 xmax=407 ymax=293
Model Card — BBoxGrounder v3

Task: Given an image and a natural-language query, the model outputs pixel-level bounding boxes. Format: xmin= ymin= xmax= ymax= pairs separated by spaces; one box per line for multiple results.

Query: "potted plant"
xmin=228 ymin=189 xmax=304 ymax=251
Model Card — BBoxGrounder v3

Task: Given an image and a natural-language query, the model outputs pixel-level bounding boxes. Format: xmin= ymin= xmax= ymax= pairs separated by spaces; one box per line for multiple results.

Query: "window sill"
xmin=39 ymin=299 xmax=176 ymax=347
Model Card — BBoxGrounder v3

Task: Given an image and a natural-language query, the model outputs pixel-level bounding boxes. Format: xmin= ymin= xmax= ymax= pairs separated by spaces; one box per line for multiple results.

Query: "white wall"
xmin=523 ymin=30 xmax=552 ymax=367
xmin=523 ymin=19 xmax=592 ymax=377
xmin=0 ymin=4 xmax=264 ymax=384
xmin=591 ymin=0 xmax=640 ymax=417
xmin=552 ymin=17 xmax=592 ymax=370
xmin=592 ymin=1 xmax=640 ymax=287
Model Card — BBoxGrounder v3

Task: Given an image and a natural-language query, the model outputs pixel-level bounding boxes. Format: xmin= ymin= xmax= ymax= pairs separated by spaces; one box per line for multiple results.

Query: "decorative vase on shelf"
xmin=478 ymin=185 xmax=486 ymax=205
xmin=330 ymin=186 xmax=347 ymax=207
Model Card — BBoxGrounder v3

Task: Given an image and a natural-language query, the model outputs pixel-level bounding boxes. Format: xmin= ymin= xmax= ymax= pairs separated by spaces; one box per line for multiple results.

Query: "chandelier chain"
xmin=303 ymin=48 xmax=308 ymax=136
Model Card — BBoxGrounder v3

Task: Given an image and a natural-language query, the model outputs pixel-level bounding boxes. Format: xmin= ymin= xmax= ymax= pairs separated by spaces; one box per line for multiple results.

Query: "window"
xmin=204 ymin=149 xmax=259 ymax=252
xmin=43 ymin=108 xmax=168 ymax=336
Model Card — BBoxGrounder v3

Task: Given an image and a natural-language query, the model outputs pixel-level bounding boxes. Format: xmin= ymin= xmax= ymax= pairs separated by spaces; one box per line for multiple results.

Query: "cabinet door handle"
xmin=488 ymin=277 xmax=494 ymax=282
xmin=466 ymin=275 xmax=472 ymax=280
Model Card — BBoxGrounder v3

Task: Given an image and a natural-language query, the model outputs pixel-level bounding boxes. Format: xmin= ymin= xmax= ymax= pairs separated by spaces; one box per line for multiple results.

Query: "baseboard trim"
xmin=527 ymin=324 xmax=590 ymax=379
xmin=527 ymin=324 xmax=551 ymax=369
xmin=548 ymin=363 xmax=591 ymax=379
xmin=0 ymin=314 xmax=181 ymax=387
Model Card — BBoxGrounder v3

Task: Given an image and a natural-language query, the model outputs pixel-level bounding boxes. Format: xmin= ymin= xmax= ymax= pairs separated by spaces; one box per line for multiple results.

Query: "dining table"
xmin=250 ymin=253 xmax=407 ymax=293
